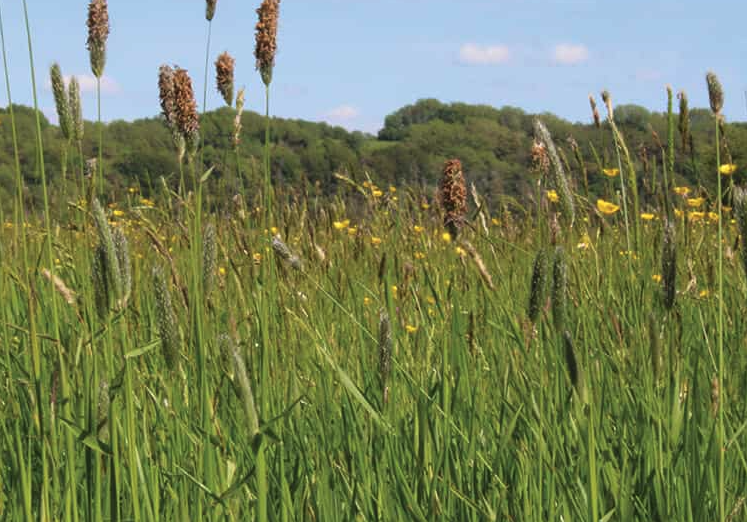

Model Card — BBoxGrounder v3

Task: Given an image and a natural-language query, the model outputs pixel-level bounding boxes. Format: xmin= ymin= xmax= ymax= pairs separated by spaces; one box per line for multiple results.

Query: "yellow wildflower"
xmin=674 ymin=208 xmax=684 ymax=218
xmin=372 ymin=189 xmax=383 ymax=198
xmin=719 ymin=163 xmax=737 ymax=175
xmin=454 ymin=246 xmax=466 ymax=257
xmin=128 ymin=186 xmax=139 ymax=194
xmin=253 ymin=253 xmax=262 ymax=264
xmin=441 ymin=232 xmax=452 ymax=243
xmin=491 ymin=217 xmax=500 ymax=226
xmin=371 ymin=236 xmax=382 ymax=246
xmin=546 ymin=190 xmax=559 ymax=203
xmin=362 ymin=181 xmax=371 ymax=188
xmin=597 ymin=199 xmax=620 ymax=215
xmin=112 ymin=209 xmax=125 ymax=217
xmin=333 ymin=219 xmax=350 ymax=230
xmin=413 ymin=225 xmax=424 ymax=233
xmin=686 ymin=197 xmax=704 ymax=208
xmin=405 ymin=324 xmax=418 ymax=334
xmin=414 ymin=251 xmax=425 ymax=260
xmin=699 ymin=289 xmax=709 ymax=298
xmin=602 ymin=168 xmax=619 ymax=177
xmin=140 ymin=198 xmax=155 ymax=207
xmin=723 ymin=206 xmax=732 ymax=213
xmin=708 ymin=211 xmax=719 ymax=223
xmin=389 ymin=185 xmax=397 ymax=193
xmin=577 ymin=233 xmax=591 ymax=250
xmin=673 ymin=186 xmax=690 ymax=196
xmin=688 ymin=211 xmax=705 ymax=222
xmin=640 ymin=213 xmax=655 ymax=221
xmin=391 ymin=285 xmax=398 ymax=296
xmin=218 ymin=267 xmax=226 ymax=276
xmin=421 ymin=202 xmax=430 ymax=210
xmin=347 ymin=227 xmax=357 ymax=235
xmin=270 ymin=226 xmax=279 ymax=235
xmin=363 ymin=296 xmax=371 ymax=306
xmin=652 ymin=274 xmax=662 ymax=283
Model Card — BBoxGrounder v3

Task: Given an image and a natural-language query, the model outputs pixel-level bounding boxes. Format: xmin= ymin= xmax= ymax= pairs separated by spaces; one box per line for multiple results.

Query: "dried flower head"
xmin=272 ymin=235 xmax=302 ymax=270
xmin=531 ymin=139 xmax=550 ymax=175
xmin=86 ymin=0 xmax=110 ymax=78
xmin=158 ymin=65 xmax=186 ymax=160
xmin=706 ymin=71 xmax=724 ymax=116
xmin=68 ymin=77 xmax=84 ymax=144
xmin=439 ymin=159 xmax=467 ymax=239
xmin=589 ymin=94 xmax=600 ymax=128
xmin=215 ymin=51 xmax=235 ymax=107
xmin=172 ymin=67 xmax=200 ymax=157
xmin=50 ymin=64 xmax=72 ymax=141
xmin=254 ymin=0 xmax=280 ymax=86
xmin=206 ymin=0 xmax=217 ymax=21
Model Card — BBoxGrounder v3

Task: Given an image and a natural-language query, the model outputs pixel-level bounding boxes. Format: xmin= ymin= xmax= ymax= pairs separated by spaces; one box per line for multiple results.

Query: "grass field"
xmin=1 ymin=1 xmax=747 ymax=521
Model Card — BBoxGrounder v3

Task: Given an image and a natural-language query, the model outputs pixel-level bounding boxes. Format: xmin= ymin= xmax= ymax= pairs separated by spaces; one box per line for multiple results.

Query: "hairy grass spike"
xmin=112 ymin=227 xmax=131 ymax=309
xmin=153 ymin=265 xmax=180 ymax=367
xmin=378 ymin=309 xmax=393 ymax=405
xmin=91 ymin=244 xmax=110 ymax=318
xmin=533 ymin=119 xmax=575 ymax=226
xmin=68 ymin=77 xmax=83 ymax=144
xmin=528 ymin=248 xmax=549 ymax=324
xmin=86 ymin=0 xmax=109 ymax=78
xmin=222 ymin=334 xmax=260 ymax=437
xmin=254 ymin=0 xmax=280 ymax=86
xmin=172 ymin=67 xmax=200 ymax=159
xmin=589 ymin=94 xmax=601 ymax=128
xmin=678 ymin=90 xmax=690 ymax=152
xmin=272 ymin=235 xmax=302 ymax=270
xmin=233 ymin=87 xmax=245 ymax=148
xmin=706 ymin=71 xmax=724 ymax=116
xmin=202 ymin=223 xmax=217 ymax=299
xmin=50 ymin=63 xmax=72 ymax=142
xmin=205 ymin=0 xmax=217 ymax=21
xmin=439 ymin=159 xmax=467 ymax=239
xmin=92 ymin=199 xmax=123 ymax=305
xmin=215 ymin=51 xmax=235 ymax=107
xmin=562 ymin=330 xmax=584 ymax=400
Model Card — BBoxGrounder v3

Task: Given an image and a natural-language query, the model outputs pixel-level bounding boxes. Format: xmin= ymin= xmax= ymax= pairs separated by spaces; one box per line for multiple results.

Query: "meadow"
xmin=1 ymin=1 xmax=747 ymax=521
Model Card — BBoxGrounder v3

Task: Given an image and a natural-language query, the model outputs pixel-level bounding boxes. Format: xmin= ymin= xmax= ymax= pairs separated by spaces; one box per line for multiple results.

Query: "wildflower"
xmin=371 ymin=236 xmax=382 ymax=246
xmin=597 ymin=199 xmax=620 ymax=215
xmin=347 ymin=227 xmax=357 ymax=235
xmin=140 ymin=198 xmax=155 ymax=207
xmin=491 ymin=217 xmax=500 ymax=226
xmin=270 ymin=226 xmax=279 ymax=235
xmin=546 ymin=189 xmax=559 ymax=203
xmin=673 ymin=186 xmax=690 ymax=196
xmin=674 ymin=208 xmax=684 ymax=218
xmin=719 ymin=163 xmax=737 ymax=175
xmin=700 ymin=289 xmax=710 ymax=298
xmin=421 ymin=202 xmax=430 ymax=210
xmin=602 ymin=168 xmax=620 ymax=177
xmin=576 ymin=233 xmax=591 ymax=250
xmin=652 ymin=274 xmax=662 ymax=283
xmin=112 ymin=210 xmax=125 ymax=217
xmin=641 ymin=213 xmax=655 ymax=221
xmin=723 ymin=206 xmax=732 ymax=213
xmin=454 ymin=246 xmax=467 ymax=257
xmin=128 ymin=186 xmax=138 ymax=194
xmin=686 ymin=197 xmax=705 ymax=208
xmin=218 ymin=267 xmax=226 ymax=276
xmin=441 ymin=232 xmax=452 ymax=243
xmin=414 ymin=251 xmax=425 ymax=260
xmin=391 ymin=285 xmax=398 ymax=297
xmin=688 ymin=211 xmax=705 ymax=222
xmin=405 ymin=324 xmax=418 ymax=334
xmin=372 ymin=189 xmax=383 ymax=198
xmin=389 ymin=186 xmax=397 ymax=193
xmin=708 ymin=212 xmax=719 ymax=223
xmin=413 ymin=225 xmax=424 ymax=234
xmin=333 ymin=219 xmax=350 ymax=230
xmin=363 ymin=296 xmax=371 ymax=306
xmin=253 ymin=252 xmax=262 ymax=264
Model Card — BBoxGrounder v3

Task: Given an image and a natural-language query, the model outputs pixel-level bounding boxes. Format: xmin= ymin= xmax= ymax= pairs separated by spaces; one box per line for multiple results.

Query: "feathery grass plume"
xmin=233 ymin=87 xmax=245 ymax=147
xmin=662 ymin=218 xmax=677 ymax=310
xmin=97 ymin=378 xmax=110 ymax=440
xmin=172 ymin=67 xmax=200 ymax=158
xmin=254 ymin=0 xmax=280 ymax=86
xmin=439 ymin=159 xmax=467 ymax=239
xmin=202 ymin=223 xmax=217 ymax=299
xmin=589 ymin=94 xmax=601 ymax=128
xmin=153 ymin=265 xmax=179 ymax=367
xmin=205 ymin=0 xmax=217 ymax=21
xmin=86 ymin=0 xmax=110 ymax=78
xmin=551 ymin=246 xmax=568 ymax=333
xmin=41 ymin=269 xmax=77 ymax=306
xmin=68 ymin=77 xmax=84 ymax=144
xmin=706 ymin=71 xmax=724 ymax=116
xmin=562 ymin=331 xmax=583 ymax=400
xmin=215 ymin=51 xmax=235 ymax=107
xmin=378 ymin=309 xmax=393 ymax=405
xmin=733 ymin=187 xmax=747 ymax=278
xmin=50 ymin=64 xmax=72 ymax=141
xmin=112 ymin=227 xmax=131 ymax=309
xmin=648 ymin=312 xmax=661 ymax=382
xmin=533 ymin=119 xmax=575 ymax=226
xmin=272 ymin=235 xmax=302 ymax=270
xmin=221 ymin=334 xmax=260 ymax=436
xmin=158 ymin=65 xmax=186 ymax=161
xmin=92 ymin=199 xmax=123 ymax=306
xmin=678 ymin=90 xmax=690 ymax=152
xmin=528 ymin=248 xmax=549 ymax=324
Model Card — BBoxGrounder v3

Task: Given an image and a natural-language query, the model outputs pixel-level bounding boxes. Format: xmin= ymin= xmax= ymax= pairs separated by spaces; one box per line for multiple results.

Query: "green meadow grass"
xmin=1 ymin=1 xmax=747 ymax=521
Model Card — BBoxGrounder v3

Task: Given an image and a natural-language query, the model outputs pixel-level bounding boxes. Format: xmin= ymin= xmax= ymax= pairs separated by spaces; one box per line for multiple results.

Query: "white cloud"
xmin=324 ymin=105 xmax=360 ymax=120
xmin=552 ymin=44 xmax=589 ymax=65
xmin=458 ymin=43 xmax=510 ymax=65
xmin=45 ymin=74 xmax=121 ymax=94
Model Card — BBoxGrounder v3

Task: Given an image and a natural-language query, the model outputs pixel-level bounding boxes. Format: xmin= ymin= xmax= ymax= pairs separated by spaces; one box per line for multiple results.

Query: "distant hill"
xmin=1 ymin=99 xmax=746 ymax=211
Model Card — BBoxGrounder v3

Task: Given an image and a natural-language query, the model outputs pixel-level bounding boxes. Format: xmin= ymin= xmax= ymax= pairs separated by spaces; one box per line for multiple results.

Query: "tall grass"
xmin=1 ymin=2 xmax=746 ymax=522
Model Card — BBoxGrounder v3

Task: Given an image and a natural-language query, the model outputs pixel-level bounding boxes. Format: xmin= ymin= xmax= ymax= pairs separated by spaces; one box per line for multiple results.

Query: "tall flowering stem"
xmin=87 ymin=0 xmax=109 ymax=197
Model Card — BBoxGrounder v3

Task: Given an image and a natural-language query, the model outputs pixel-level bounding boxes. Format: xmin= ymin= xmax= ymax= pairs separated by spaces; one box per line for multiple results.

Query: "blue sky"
xmin=1 ymin=0 xmax=745 ymax=134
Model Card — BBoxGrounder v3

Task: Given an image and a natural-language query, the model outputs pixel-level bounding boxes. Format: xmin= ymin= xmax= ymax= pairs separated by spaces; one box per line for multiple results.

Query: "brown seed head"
xmin=206 ymin=0 xmax=217 ymax=21
xmin=439 ymin=159 xmax=467 ymax=239
xmin=531 ymin=139 xmax=550 ymax=175
xmin=172 ymin=67 xmax=200 ymax=156
xmin=86 ymin=0 xmax=110 ymax=78
xmin=589 ymin=94 xmax=600 ymax=128
xmin=215 ymin=51 xmax=235 ymax=107
xmin=254 ymin=0 xmax=280 ymax=86
xmin=601 ymin=90 xmax=613 ymax=120
xmin=706 ymin=71 xmax=724 ymax=116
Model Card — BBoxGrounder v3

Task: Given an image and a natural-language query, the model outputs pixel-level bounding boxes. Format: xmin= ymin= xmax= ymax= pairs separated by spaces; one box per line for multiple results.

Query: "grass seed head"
xmin=222 ymin=334 xmax=260 ymax=436
xmin=206 ymin=0 xmax=217 ymax=21
xmin=254 ymin=0 xmax=280 ymax=86
xmin=439 ymin=159 xmax=467 ymax=239
xmin=272 ymin=235 xmax=302 ymax=270
xmin=172 ymin=67 xmax=200 ymax=159
xmin=562 ymin=330 xmax=582 ymax=398
xmin=86 ymin=0 xmax=110 ymax=78
xmin=215 ymin=51 xmax=235 ymax=107
xmin=91 ymin=244 xmax=110 ymax=319
xmin=112 ymin=227 xmax=131 ymax=309
xmin=92 ymin=199 xmax=123 ymax=306
xmin=68 ymin=76 xmax=84 ymax=144
xmin=528 ymin=248 xmax=549 ymax=324
xmin=551 ymin=246 xmax=568 ymax=333
xmin=706 ymin=71 xmax=724 ymax=116
xmin=50 ymin=63 xmax=72 ymax=141
xmin=533 ymin=118 xmax=575 ymax=226
xmin=589 ymin=94 xmax=601 ymax=128
xmin=233 ymin=87 xmax=245 ymax=147
xmin=202 ymin=223 xmax=217 ymax=299
xmin=153 ymin=265 xmax=180 ymax=367
xmin=678 ymin=90 xmax=689 ymax=151
xmin=378 ymin=309 xmax=393 ymax=404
